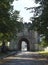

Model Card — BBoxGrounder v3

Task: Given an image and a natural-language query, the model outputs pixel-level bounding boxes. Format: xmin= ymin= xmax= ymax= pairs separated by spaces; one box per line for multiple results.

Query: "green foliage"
xmin=0 ymin=0 xmax=23 ymax=42
xmin=34 ymin=0 xmax=48 ymax=43
xmin=29 ymin=0 xmax=48 ymax=46
xmin=26 ymin=0 xmax=48 ymax=46
xmin=0 ymin=0 xmax=13 ymax=41
xmin=0 ymin=0 xmax=24 ymax=52
xmin=40 ymin=38 xmax=48 ymax=47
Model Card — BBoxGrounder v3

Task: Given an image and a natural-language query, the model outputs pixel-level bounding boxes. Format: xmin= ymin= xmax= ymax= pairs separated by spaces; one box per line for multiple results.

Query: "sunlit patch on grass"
xmin=38 ymin=46 xmax=48 ymax=56
xmin=44 ymin=47 xmax=48 ymax=52
xmin=38 ymin=51 xmax=48 ymax=56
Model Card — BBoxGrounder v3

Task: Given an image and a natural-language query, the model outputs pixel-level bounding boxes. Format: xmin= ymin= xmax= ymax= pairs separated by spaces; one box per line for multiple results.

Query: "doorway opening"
xmin=18 ymin=38 xmax=30 ymax=51
xmin=21 ymin=41 xmax=27 ymax=51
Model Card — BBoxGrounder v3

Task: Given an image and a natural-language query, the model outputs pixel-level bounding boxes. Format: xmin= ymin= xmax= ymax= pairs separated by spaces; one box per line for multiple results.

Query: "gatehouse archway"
xmin=18 ymin=38 xmax=30 ymax=51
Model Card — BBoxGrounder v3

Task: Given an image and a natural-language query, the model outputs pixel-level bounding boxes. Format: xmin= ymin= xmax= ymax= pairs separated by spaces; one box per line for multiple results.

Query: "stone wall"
xmin=9 ymin=30 xmax=40 ymax=51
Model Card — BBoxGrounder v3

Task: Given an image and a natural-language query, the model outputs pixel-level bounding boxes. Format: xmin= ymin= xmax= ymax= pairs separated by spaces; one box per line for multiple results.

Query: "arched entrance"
xmin=18 ymin=38 xmax=30 ymax=51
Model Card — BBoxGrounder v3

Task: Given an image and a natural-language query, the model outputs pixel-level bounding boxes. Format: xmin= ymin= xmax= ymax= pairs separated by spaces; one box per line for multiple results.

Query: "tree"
xmin=0 ymin=0 xmax=14 ymax=52
xmin=34 ymin=0 xmax=48 ymax=45
xmin=0 ymin=0 xmax=24 ymax=52
xmin=26 ymin=0 xmax=48 ymax=46
xmin=0 ymin=0 xmax=14 ymax=40
xmin=11 ymin=12 xmax=24 ymax=32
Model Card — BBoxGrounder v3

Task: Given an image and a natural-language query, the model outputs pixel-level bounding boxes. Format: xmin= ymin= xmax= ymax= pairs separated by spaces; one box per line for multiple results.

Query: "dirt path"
xmin=0 ymin=51 xmax=48 ymax=65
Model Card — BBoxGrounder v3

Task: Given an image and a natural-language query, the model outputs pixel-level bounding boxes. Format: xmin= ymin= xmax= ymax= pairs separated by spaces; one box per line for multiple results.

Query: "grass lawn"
xmin=38 ymin=51 xmax=48 ymax=56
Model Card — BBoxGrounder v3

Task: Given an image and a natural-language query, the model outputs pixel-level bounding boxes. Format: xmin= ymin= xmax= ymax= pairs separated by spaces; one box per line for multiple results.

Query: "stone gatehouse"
xmin=8 ymin=23 xmax=40 ymax=51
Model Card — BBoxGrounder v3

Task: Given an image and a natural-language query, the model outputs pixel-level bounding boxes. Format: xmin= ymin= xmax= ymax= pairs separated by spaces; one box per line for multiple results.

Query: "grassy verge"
xmin=38 ymin=51 xmax=48 ymax=57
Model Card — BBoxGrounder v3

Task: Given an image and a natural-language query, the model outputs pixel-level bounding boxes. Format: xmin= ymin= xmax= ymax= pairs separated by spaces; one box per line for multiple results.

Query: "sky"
xmin=13 ymin=0 xmax=40 ymax=23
